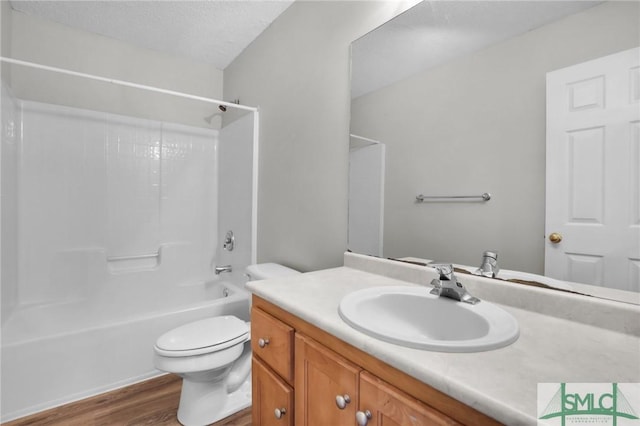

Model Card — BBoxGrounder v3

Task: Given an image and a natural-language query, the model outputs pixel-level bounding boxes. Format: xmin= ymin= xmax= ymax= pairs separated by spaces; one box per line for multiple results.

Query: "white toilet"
xmin=153 ymin=263 xmax=300 ymax=426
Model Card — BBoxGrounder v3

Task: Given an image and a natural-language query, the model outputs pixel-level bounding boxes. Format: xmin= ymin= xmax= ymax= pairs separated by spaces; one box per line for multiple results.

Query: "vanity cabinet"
xmin=251 ymin=296 xmax=502 ymax=426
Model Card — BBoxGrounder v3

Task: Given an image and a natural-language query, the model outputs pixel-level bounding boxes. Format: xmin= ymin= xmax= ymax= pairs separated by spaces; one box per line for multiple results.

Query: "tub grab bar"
xmin=107 ymin=252 xmax=159 ymax=262
xmin=416 ymin=193 xmax=491 ymax=202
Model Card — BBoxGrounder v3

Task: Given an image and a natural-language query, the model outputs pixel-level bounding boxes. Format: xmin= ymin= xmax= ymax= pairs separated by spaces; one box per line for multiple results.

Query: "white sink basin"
xmin=338 ymin=286 xmax=519 ymax=352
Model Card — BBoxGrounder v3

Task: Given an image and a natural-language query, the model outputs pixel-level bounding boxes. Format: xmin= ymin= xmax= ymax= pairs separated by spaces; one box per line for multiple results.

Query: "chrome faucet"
xmin=214 ymin=265 xmax=232 ymax=275
xmin=473 ymin=251 xmax=499 ymax=278
xmin=429 ymin=264 xmax=480 ymax=305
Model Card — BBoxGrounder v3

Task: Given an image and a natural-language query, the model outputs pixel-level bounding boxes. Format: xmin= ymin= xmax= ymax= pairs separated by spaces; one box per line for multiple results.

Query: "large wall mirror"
xmin=349 ymin=1 xmax=640 ymax=301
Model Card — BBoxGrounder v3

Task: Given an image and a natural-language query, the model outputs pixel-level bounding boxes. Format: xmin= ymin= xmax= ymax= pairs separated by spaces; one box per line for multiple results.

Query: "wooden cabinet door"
xmin=359 ymin=372 xmax=461 ymax=426
xmin=295 ymin=334 xmax=361 ymax=426
xmin=252 ymin=357 xmax=294 ymax=426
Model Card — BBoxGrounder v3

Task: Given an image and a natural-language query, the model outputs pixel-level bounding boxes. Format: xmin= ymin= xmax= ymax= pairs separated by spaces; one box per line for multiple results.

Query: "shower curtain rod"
xmin=0 ymin=56 xmax=258 ymax=113
xmin=350 ymin=133 xmax=381 ymax=144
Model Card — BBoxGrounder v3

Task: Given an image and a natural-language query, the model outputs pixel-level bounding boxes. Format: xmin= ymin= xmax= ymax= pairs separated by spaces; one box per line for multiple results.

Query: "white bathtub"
xmin=0 ymin=280 xmax=250 ymax=422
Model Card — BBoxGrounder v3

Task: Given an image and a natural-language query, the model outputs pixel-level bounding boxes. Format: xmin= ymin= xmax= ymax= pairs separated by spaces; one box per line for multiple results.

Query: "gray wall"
xmin=224 ymin=1 xmax=417 ymax=272
xmin=8 ymin=9 xmax=224 ymax=128
xmin=1 ymin=0 xmax=11 ymax=60
xmin=351 ymin=2 xmax=640 ymax=273
xmin=1 ymin=0 xmax=11 ymax=77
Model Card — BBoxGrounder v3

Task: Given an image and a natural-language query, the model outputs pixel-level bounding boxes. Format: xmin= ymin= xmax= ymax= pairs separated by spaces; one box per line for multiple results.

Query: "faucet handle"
xmin=430 ymin=278 xmax=441 ymax=287
xmin=429 ymin=278 xmax=442 ymax=295
xmin=430 ymin=264 xmax=455 ymax=280
xmin=474 ymin=251 xmax=499 ymax=278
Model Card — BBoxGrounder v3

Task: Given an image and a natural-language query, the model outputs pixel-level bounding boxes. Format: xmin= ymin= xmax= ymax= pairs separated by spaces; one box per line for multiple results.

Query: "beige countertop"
xmin=246 ymin=253 xmax=640 ymax=425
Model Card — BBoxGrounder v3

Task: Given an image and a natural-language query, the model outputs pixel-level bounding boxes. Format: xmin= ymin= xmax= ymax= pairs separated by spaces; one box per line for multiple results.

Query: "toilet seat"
xmin=155 ymin=316 xmax=249 ymax=358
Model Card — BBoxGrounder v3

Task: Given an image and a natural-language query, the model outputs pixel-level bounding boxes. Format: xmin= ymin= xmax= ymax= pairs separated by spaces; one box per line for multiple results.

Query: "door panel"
xmin=295 ymin=334 xmax=360 ymax=426
xmin=359 ymin=372 xmax=460 ymax=426
xmin=252 ymin=357 xmax=294 ymax=426
xmin=546 ymin=47 xmax=640 ymax=291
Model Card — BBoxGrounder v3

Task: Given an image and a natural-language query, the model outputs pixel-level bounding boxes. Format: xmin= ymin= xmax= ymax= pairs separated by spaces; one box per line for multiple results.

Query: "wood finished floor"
xmin=3 ymin=375 xmax=251 ymax=426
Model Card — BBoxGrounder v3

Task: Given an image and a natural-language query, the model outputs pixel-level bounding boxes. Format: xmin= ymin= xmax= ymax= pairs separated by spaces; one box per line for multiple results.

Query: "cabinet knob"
xmin=258 ymin=338 xmax=270 ymax=348
xmin=274 ymin=407 xmax=287 ymax=419
xmin=335 ymin=394 xmax=351 ymax=409
xmin=356 ymin=410 xmax=372 ymax=426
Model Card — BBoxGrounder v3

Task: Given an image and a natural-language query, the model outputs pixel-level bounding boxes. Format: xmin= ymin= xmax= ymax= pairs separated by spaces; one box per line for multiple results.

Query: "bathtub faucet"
xmin=215 ymin=265 xmax=233 ymax=275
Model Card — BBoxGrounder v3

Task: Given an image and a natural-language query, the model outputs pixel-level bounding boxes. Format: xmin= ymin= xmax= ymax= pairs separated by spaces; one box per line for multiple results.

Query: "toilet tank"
xmin=245 ymin=263 xmax=300 ymax=281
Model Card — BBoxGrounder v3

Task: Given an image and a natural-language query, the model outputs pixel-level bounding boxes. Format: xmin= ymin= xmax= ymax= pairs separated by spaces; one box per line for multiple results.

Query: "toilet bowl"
xmin=153 ymin=263 xmax=300 ymax=426
xmin=154 ymin=315 xmax=251 ymax=425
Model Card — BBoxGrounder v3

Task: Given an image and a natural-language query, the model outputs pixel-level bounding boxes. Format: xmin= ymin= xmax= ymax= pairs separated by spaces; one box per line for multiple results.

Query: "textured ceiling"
xmin=9 ymin=0 xmax=294 ymax=70
xmin=9 ymin=0 xmax=603 ymax=91
xmin=352 ymin=1 xmax=602 ymax=98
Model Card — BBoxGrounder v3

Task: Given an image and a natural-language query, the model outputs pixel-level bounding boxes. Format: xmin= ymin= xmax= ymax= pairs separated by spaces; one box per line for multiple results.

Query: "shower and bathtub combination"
xmin=0 ymin=58 xmax=260 ymax=423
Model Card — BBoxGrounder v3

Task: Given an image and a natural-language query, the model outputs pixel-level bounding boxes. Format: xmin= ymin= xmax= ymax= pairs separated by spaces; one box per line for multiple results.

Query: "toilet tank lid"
xmin=246 ymin=263 xmax=300 ymax=280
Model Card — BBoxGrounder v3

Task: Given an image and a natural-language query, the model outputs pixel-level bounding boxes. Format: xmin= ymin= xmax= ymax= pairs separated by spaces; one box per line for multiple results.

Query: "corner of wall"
xmin=223 ymin=1 xmax=414 ymax=272
xmin=1 ymin=0 xmax=13 ymax=85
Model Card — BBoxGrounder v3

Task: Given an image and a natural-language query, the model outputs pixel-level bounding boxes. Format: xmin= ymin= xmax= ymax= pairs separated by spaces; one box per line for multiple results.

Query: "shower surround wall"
xmin=18 ymin=100 xmax=218 ymax=305
xmin=1 ymin=82 xmax=19 ymax=324
xmin=0 ymin=83 xmax=256 ymax=420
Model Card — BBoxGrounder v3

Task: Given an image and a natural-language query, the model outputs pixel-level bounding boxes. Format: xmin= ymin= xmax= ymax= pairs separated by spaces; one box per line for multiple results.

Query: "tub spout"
xmin=226 ymin=338 xmax=251 ymax=393
xmin=215 ymin=265 xmax=232 ymax=275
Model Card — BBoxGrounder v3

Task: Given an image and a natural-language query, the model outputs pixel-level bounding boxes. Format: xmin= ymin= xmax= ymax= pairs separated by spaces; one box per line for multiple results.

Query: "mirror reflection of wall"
xmin=349 ymin=134 xmax=385 ymax=256
xmin=350 ymin=2 xmax=639 ymax=283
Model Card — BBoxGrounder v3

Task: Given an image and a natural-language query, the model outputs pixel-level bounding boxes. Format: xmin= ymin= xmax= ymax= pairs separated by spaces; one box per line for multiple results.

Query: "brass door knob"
xmin=549 ymin=232 xmax=563 ymax=244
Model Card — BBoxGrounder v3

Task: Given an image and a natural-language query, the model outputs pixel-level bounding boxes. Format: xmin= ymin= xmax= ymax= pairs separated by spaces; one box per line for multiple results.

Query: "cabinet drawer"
xmin=252 ymin=357 xmax=294 ymax=426
xmin=252 ymin=307 xmax=295 ymax=384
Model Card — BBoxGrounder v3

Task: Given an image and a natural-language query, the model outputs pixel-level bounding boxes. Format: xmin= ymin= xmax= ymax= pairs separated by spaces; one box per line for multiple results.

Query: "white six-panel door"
xmin=546 ymin=47 xmax=640 ymax=292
